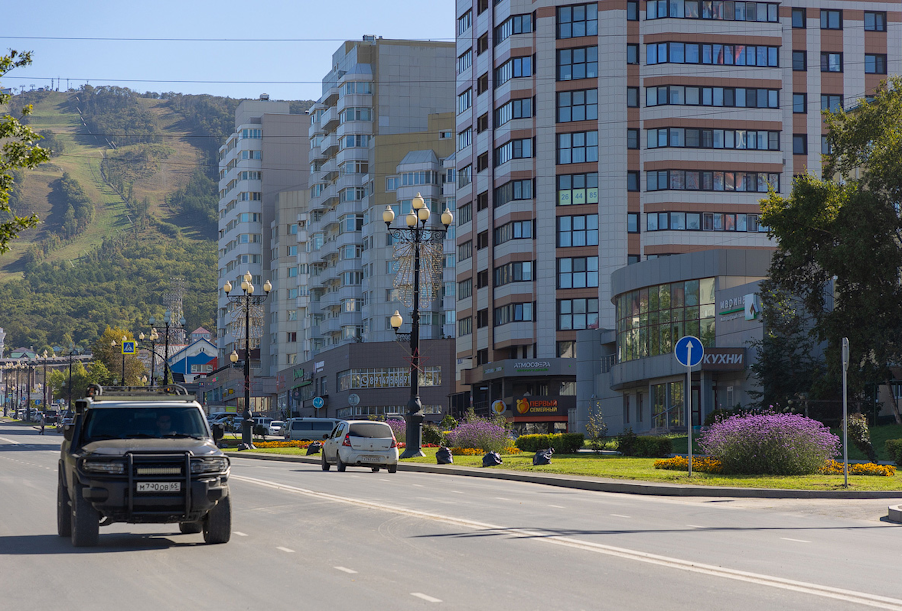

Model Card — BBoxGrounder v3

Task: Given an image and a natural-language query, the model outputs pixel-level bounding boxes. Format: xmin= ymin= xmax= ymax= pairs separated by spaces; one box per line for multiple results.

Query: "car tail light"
xmin=390 ymin=433 xmax=397 ymax=448
xmin=342 ymin=434 xmax=352 ymax=447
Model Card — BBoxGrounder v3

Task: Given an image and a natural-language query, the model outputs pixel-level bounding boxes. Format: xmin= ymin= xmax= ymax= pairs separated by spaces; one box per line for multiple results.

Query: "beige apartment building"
xmin=454 ymin=0 xmax=900 ymax=432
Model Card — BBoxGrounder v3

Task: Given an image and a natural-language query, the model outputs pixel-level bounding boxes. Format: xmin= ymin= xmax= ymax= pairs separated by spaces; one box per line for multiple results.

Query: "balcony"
xmin=322 ymin=106 xmax=339 ymax=132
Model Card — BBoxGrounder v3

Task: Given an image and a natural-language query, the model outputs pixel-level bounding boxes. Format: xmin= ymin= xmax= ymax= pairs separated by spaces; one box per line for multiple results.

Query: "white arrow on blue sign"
xmin=674 ymin=335 xmax=704 ymax=368
xmin=312 ymin=396 xmax=324 ymax=409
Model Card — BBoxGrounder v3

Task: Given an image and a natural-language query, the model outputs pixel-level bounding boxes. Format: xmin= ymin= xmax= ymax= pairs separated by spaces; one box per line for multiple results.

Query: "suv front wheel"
xmin=57 ymin=470 xmax=71 ymax=537
xmin=71 ymin=481 xmax=100 ymax=547
xmin=203 ymin=496 xmax=231 ymax=544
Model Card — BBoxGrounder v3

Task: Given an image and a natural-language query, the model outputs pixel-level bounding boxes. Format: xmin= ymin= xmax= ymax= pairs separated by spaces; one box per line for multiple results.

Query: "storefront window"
xmin=651 ymin=381 xmax=684 ymax=429
xmin=616 ymin=278 xmax=715 ymax=362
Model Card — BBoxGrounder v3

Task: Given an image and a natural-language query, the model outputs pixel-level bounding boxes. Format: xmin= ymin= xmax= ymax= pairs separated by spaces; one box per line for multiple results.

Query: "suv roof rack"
xmin=86 ymin=384 xmax=192 ymax=397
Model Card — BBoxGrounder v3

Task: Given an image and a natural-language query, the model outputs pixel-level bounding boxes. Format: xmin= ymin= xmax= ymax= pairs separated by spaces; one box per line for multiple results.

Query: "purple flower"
xmin=698 ymin=412 xmax=839 ymax=475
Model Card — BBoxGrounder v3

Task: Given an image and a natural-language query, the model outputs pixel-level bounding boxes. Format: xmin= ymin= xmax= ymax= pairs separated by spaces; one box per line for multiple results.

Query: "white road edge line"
xmin=231 ymin=474 xmax=902 ymax=611
xmin=411 ymin=593 xmax=442 ymax=603
xmin=781 ymin=538 xmax=811 ymax=543
xmin=277 ymin=546 xmax=295 ymax=553
xmin=335 ymin=566 xmax=358 ymax=574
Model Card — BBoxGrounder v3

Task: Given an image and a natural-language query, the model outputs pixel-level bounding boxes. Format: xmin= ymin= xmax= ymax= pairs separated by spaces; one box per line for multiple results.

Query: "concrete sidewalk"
xmin=228 ymin=451 xmax=902 ymax=500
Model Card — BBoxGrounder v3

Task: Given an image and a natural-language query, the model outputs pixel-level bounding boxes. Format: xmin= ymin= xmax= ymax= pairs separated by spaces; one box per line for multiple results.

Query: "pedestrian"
xmin=40 ymin=413 xmax=45 ymax=435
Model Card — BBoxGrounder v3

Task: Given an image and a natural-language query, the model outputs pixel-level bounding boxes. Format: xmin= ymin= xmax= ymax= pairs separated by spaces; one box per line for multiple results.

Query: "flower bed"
xmin=818 ymin=460 xmax=896 ymax=477
xmin=448 ymin=446 xmax=520 ymax=456
xmin=654 ymin=456 xmax=723 ymax=474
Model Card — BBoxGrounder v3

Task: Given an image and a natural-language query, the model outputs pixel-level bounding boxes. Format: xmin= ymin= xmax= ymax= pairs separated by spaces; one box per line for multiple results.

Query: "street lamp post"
xmin=25 ymin=359 xmax=34 ymax=422
xmin=42 ymin=350 xmax=49 ymax=412
xmin=139 ymin=329 xmax=160 ymax=386
xmin=150 ymin=311 xmax=185 ymax=386
xmin=2 ymin=364 xmax=9 ymax=417
xmin=223 ymin=271 xmax=272 ymax=450
xmin=120 ymin=335 xmax=128 ymax=386
xmin=384 ymin=192 xmax=453 ymax=458
xmin=54 ymin=345 xmax=82 ymax=417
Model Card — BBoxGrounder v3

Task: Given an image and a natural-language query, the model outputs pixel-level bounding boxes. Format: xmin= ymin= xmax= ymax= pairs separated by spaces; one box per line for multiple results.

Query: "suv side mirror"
xmin=63 ymin=425 xmax=74 ymax=442
xmin=211 ymin=423 xmax=224 ymax=442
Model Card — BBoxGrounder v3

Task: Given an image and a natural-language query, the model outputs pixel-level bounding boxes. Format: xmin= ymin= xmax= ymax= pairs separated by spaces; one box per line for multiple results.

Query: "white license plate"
xmin=360 ymin=455 xmax=380 ymax=463
xmin=137 ymin=482 xmax=181 ymax=493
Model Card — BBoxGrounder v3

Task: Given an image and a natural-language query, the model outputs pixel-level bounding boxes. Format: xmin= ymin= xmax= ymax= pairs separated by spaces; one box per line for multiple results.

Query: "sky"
xmin=2 ymin=0 xmax=456 ymax=102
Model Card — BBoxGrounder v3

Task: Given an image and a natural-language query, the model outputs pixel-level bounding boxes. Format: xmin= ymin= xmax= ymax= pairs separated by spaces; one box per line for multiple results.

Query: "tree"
xmin=90 ymin=327 xmax=146 ymax=386
xmin=585 ymin=405 xmax=608 ymax=453
xmin=760 ymin=77 xmax=902 ymax=424
xmin=0 ymin=51 xmax=51 ymax=254
xmin=747 ymin=280 xmax=826 ymax=412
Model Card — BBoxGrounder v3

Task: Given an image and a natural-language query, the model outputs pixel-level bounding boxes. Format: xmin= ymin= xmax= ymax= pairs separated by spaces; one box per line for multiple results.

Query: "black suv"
xmin=57 ymin=385 xmax=231 ymax=547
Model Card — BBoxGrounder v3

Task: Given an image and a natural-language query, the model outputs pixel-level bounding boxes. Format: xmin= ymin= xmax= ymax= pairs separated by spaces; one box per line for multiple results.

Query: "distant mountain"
xmin=0 ymin=87 xmax=313 ymax=353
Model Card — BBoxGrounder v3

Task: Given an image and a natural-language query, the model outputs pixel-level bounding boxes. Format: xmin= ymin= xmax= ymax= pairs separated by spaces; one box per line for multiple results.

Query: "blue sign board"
xmin=312 ymin=396 xmax=324 ymax=409
xmin=122 ymin=341 xmax=136 ymax=355
xmin=674 ymin=336 xmax=704 ymax=368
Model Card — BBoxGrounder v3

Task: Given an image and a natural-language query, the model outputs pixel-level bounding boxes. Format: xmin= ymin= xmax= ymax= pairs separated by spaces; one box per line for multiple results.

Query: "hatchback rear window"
xmin=348 ymin=423 xmax=393 ymax=438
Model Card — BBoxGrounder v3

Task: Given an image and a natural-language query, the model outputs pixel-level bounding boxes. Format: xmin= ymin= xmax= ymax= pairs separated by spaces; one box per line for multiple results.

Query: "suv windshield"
xmin=81 ymin=407 xmax=208 ymax=443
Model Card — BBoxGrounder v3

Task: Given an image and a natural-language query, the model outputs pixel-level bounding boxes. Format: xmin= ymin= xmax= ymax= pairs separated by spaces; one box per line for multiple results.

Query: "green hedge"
xmin=515 ymin=433 xmax=585 ymax=454
xmin=616 ymin=429 xmax=673 ymax=457
xmin=886 ymin=439 xmax=902 ymax=466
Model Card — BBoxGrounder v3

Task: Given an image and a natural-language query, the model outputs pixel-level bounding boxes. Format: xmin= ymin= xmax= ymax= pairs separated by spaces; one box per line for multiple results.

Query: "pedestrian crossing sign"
xmin=122 ymin=341 xmax=136 ymax=355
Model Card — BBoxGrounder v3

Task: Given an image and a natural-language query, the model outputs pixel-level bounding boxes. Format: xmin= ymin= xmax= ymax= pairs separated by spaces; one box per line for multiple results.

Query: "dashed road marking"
xmin=610 ymin=514 xmax=631 ymax=518
xmin=233 ymin=531 xmax=248 ymax=537
xmin=549 ymin=504 xmax=566 ymax=509
xmin=335 ymin=566 xmax=358 ymax=574
xmin=277 ymin=546 xmax=295 ymax=553
xmin=411 ymin=593 xmax=442 ymax=603
xmin=781 ymin=538 xmax=811 ymax=543
xmin=687 ymin=524 xmax=705 ymax=528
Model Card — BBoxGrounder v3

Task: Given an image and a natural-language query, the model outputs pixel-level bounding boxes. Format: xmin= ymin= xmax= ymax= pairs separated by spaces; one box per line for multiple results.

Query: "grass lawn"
xmin=232 ymin=447 xmax=902 ymax=491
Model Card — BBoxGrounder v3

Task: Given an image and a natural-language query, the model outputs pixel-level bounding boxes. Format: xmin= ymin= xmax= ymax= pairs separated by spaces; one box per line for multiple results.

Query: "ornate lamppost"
xmin=1 ymin=363 xmax=9 ymax=417
xmin=25 ymin=359 xmax=35 ymax=422
xmin=54 ymin=345 xmax=82 ymax=417
xmin=150 ymin=310 xmax=185 ymax=386
xmin=41 ymin=350 xmax=50 ymax=411
xmin=138 ymin=328 xmax=160 ymax=386
xmin=223 ymin=271 xmax=272 ymax=450
xmin=384 ymin=192 xmax=453 ymax=458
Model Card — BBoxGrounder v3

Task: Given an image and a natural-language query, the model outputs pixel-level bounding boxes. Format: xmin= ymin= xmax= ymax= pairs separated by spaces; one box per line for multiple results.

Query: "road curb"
xmin=888 ymin=505 xmax=902 ymax=523
xmin=227 ymin=452 xmax=902 ymax=500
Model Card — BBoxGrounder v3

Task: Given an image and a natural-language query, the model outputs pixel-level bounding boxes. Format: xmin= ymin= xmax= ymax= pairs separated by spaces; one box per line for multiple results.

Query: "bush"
xmin=422 ymin=424 xmax=444 ymax=446
xmin=614 ymin=428 xmax=672 ymax=457
xmin=704 ymin=408 xmax=733 ymax=427
xmin=514 ymin=433 xmax=584 ymax=454
xmin=886 ymin=439 xmax=902 ymax=467
xmin=386 ymin=418 xmax=406 ymax=444
xmin=698 ymin=413 xmax=839 ymax=475
xmin=846 ymin=413 xmax=878 ymax=463
xmin=444 ymin=416 xmax=512 ymax=453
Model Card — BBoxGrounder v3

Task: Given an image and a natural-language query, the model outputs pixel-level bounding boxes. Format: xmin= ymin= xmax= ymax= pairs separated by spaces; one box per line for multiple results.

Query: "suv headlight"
xmin=190 ymin=457 xmax=229 ymax=474
xmin=81 ymin=459 xmax=126 ymax=475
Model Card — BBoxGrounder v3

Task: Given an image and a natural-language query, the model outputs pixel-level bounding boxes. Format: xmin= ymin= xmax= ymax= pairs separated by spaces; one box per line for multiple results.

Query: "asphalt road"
xmin=1 ymin=420 xmax=901 ymax=610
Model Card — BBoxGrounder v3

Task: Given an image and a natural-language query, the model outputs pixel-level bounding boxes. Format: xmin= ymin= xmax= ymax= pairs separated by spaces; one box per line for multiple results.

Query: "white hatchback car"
xmin=321 ymin=420 xmax=399 ymax=473
xmin=267 ymin=420 xmax=285 ymax=436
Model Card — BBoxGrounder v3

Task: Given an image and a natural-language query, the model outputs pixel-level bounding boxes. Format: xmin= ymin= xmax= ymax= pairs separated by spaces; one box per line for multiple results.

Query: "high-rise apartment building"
xmin=215 ymin=98 xmax=309 ymax=412
xmin=454 ymin=0 xmax=900 ymax=433
xmin=280 ymin=37 xmax=459 ymax=420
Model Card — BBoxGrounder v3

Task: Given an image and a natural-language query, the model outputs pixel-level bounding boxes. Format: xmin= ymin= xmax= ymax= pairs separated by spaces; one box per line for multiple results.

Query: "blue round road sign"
xmin=312 ymin=396 xmax=324 ymax=409
xmin=674 ymin=336 xmax=704 ymax=367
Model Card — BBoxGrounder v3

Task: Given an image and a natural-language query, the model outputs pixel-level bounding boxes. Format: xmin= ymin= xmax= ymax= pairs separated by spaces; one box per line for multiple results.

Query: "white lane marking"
xmin=0 ymin=436 xmax=20 ymax=445
xmin=495 ymin=497 xmax=510 ymax=501
xmin=277 ymin=546 xmax=295 ymax=553
xmin=610 ymin=514 xmax=631 ymax=518
xmin=335 ymin=566 xmax=358 ymax=574
xmin=452 ymin=490 xmax=463 ymax=494
xmin=411 ymin=593 xmax=442 ymax=603
xmin=781 ymin=538 xmax=811 ymax=543
xmin=233 ymin=474 xmax=902 ymax=610
xmin=233 ymin=531 xmax=248 ymax=537
xmin=687 ymin=524 xmax=705 ymax=528
xmin=549 ymin=504 xmax=566 ymax=509
xmin=412 ymin=483 xmax=424 ymax=487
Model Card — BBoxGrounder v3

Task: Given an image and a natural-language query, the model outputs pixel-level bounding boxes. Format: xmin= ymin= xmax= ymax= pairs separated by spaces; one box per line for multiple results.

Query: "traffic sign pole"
xmin=687 ymin=343 xmax=693 ymax=477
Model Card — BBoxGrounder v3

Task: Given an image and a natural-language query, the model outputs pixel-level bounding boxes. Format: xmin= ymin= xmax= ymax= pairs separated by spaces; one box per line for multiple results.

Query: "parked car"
xmin=321 ymin=420 xmax=399 ymax=473
xmin=267 ymin=420 xmax=285 ymax=436
xmin=285 ymin=418 xmax=342 ymax=441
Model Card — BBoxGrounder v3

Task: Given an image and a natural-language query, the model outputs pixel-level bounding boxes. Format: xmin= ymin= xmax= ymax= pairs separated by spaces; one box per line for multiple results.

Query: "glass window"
xmin=793 ymin=93 xmax=807 ymax=114
xmin=792 ymin=7 xmax=806 ymax=28
xmin=820 ymin=9 xmax=842 ymax=30
xmin=865 ymin=11 xmax=886 ymax=32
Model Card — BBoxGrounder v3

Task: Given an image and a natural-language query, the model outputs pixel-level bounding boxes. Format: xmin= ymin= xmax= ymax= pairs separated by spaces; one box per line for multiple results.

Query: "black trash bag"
xmin=533 ymin=447 xmax=554 ymax=466
xmin=436 ymin=446 xmax=453 ymax=464
xmin=306 ymin=441 xmax=322 ymax=455
xmin=482 ymin=451 xmax=503 ymax=467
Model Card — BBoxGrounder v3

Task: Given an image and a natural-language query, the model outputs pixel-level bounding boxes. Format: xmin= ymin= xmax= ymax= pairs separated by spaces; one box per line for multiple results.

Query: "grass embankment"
xmin=233 ymin=447 xmax=902 ymax=492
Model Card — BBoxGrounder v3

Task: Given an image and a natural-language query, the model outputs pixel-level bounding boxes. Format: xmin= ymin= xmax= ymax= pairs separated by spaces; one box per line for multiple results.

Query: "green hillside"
xmin=0 ymin=87 xmax=312 ymax=353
